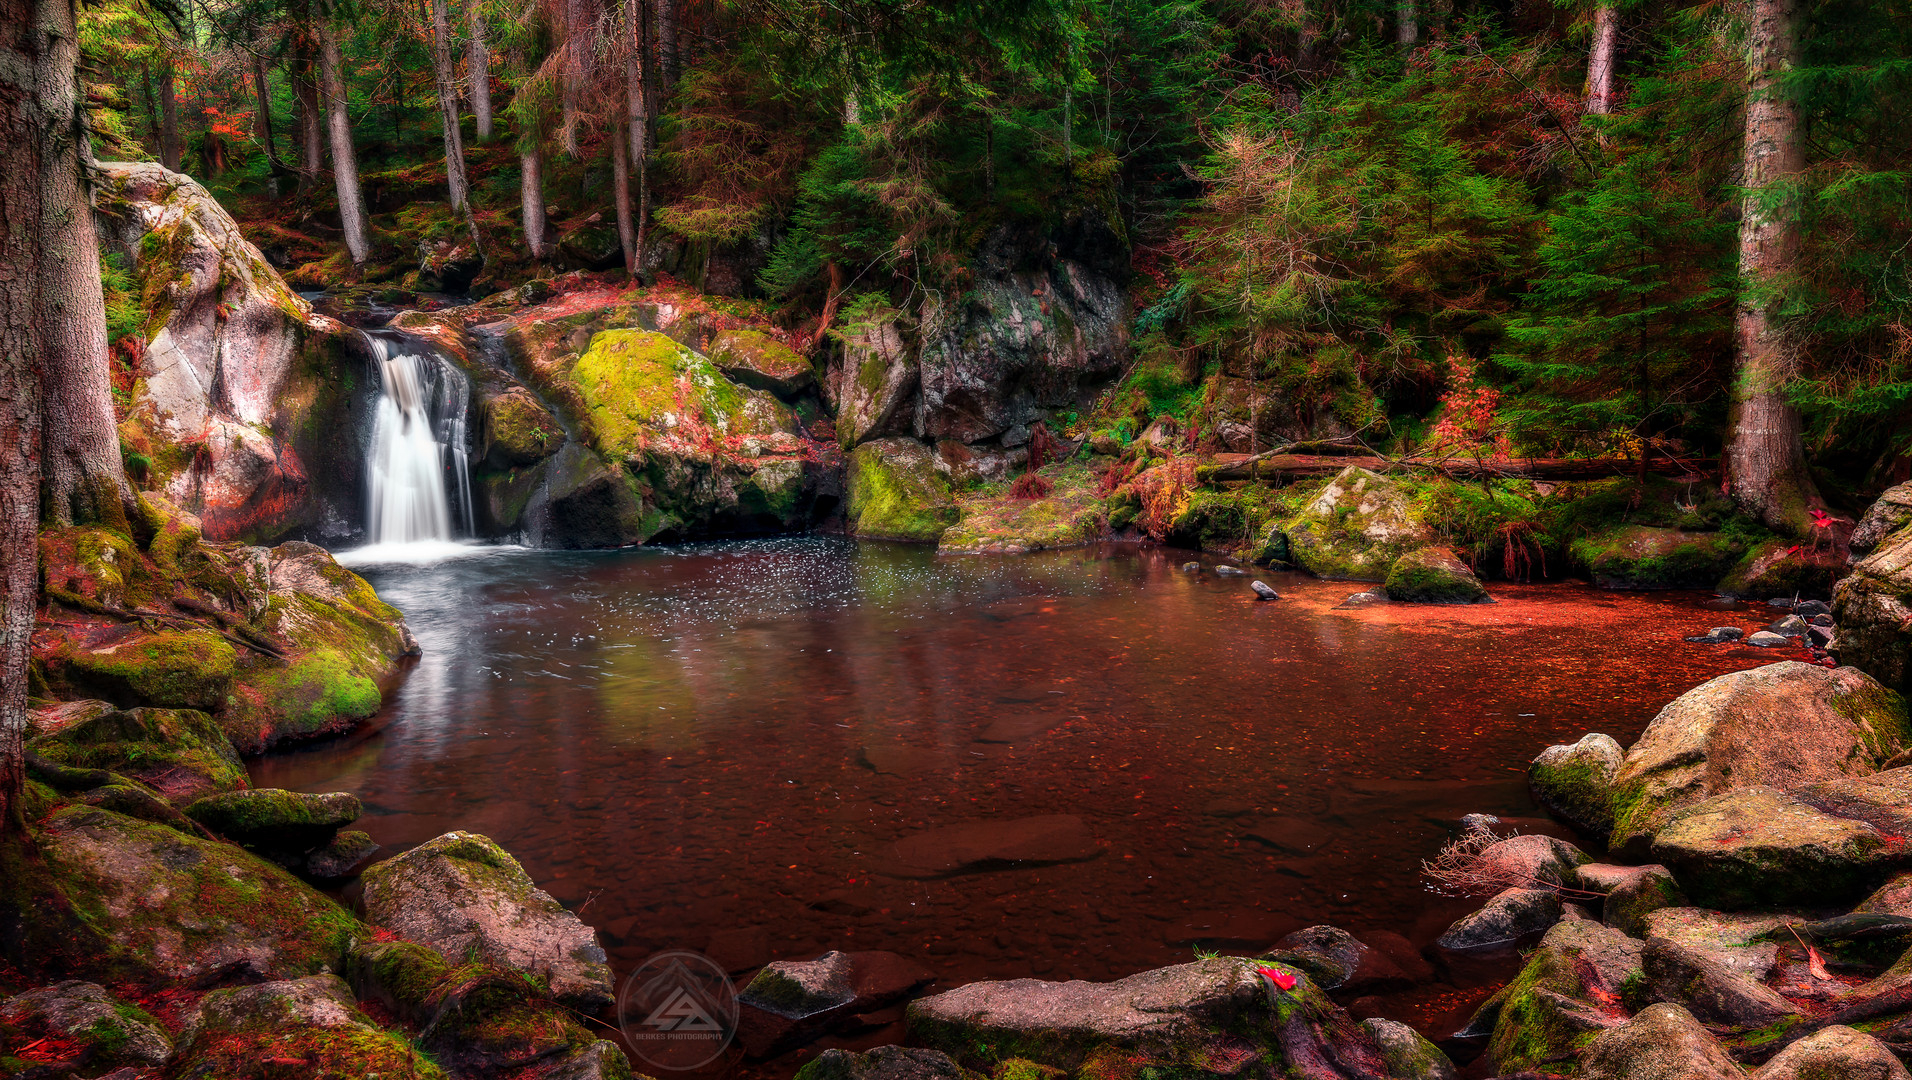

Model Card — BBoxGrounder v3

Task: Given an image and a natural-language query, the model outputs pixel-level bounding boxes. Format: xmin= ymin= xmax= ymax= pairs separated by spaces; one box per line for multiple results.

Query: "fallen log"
xmin=1197 ymin=453 xmax=1715 ymax=484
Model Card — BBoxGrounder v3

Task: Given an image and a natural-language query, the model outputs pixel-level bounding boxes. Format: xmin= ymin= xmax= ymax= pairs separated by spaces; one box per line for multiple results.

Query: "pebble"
xmin=1251 ymin=580 xmax=1279 ymax=600
xmin=1745 ymin=630 xmax=1793 ymax=648
xmin=1182 ymin=561 xmax=1200 ymax=572
xmin=1215 ymin=565 xmax=1248 ymax=576
xmin=1795 ymin=600 xmax=1832 ymax=618
xmin=1683 ymin=626 xmax=1745 ymax=644
xmin=1768 ymin=615 xmax=1809 ymax=637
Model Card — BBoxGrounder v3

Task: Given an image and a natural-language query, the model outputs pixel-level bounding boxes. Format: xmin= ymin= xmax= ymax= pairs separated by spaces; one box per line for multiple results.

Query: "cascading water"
xmin=361 ymin=331 xmax=473 ymax=546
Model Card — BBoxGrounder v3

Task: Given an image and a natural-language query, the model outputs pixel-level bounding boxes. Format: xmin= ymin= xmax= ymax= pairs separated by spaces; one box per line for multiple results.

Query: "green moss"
xmin=846 ymin=442 xmax=959 ymax=543
xmin=54 ymin=629 xmax=236 ymax=711
xmin=349 ymin=940 xmax=457 ymax=1023
xmin=185 ymin=789 xmax=360 ymax=837
xmin=29 ymin=706 xmax=248 ymax=802
xmin=1383 ymin=547 xmax=1490 ymax=603
xmin=1569 ymin=525 xmax=1751 ymax=590
xmin=244 ymin=648 xmax=382 ymax=739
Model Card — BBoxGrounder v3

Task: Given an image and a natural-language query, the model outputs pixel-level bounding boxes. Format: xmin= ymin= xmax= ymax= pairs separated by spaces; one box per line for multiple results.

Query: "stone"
xmin=305 ymin=829 xmax=380 ymax=879
xmin=184 ymin=789 xmax=361 ymax=850
xmin=1651 ymin=786 xmax=1905 ymax=909
xmin=1856 ymin=871 xmax=1912 ymax=916
xmin=1603 ymin=865 xmax=1687 ymax=937
xmin=0 ymin=804 xmax=357 ymax=985
xmin=1251 ymin=580 xmax=1279 ymax=600
xmin=1718 ymin=539 xmax=1846 ymax=601
xmin=906 ymin=957 xmax=1389 ymax=1076
xmin=1276 ymin=467 xmax=1434 ymax=582
xmin=0 ymin=981 xmax=173 ymax=1071
xmin=25 ymin=698 xmax=115 ymax=740
xmin=1571 ymin=525 xmax=1749 ymax=590
xmin=1214 ymin=564 xmax=1247 ymax=576
xmin=1853 ymin=483 xmax=1912 ymax=555
xmin=481 ymin=387 xmax=564 ymax=468
xmin=539 ymin=1041 xmax=640 ymax=1080
xmin=796 ymin=1045 xmax=972 ymax=1080
xmin=1684 ymin=626 xmax=1746 ymax=644
xmin=26 ymin=705 xmax=247 ymax=803
xmin=1639 ymin=908 xmax=1802 ymax=980
xmin=847 ymin=438 xmax=960 ymax=543
xmin=886 ymin=815 xmax=1101 ymax=878
xmin=1607 ymin=662 xmax=1910 ymax=857
xmin=1747 ymin=630 xmax=1795 ymax=647
xmin=738 ymin=951 xmax=934 ymax=1055
xmin=1181 ymin=561 xmax=1200 ymax=572
xmin=1799 ymin=600 xmax=1833 ymax=617
xmin=1771 ymin=615 xmax=1811 ymax=636
xmin=1833 ymin=521 xmax=1912 ymax=692
xmin=1579 ymin=1003 xmax=1741 ymax=1080
xmin=710 ymin=329 xmax=814 ymax=398
xmin=49 ymin=629 xmax=235 ymax=711
xmin=1435 ymin=887 xmax=1564 ymax=950
xmin=1640 ymin=937 xmax=1801 ymax=1027
xmin=1485 ymin=918 xmax=1642 ymax=1074
xmin=1801 ymin=765 xmax=1912 ymax=836
xmin=1360 ymin=1018 xmax=1456 ymax=1080
xmin=827 ymin=307 xmax=918 ymax=448
xmin=1259 ymin=925 xmax=1367 ymax=990
xmin=1477 ymin=834 xmax=1594 ymax=888
xmin=1383 ymin=546 xmax=1491 ymax=603
xmin=936 ymin=479 xmax=1109 ymax=555
xmin=1754 ymin=1025 xmax=1912 ymax=1080
xmin=358 ymin=831 xmax=614 ymax=1009
xmin=171 ymin=974 xmax=437 ymax=1079
xmin=1531 ymin=733 xmax=1624 ymax=837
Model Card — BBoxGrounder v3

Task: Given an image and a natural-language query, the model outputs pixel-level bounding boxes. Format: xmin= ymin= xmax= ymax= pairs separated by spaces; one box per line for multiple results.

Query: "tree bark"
xmin=38 ymin=0 xmax=133 ymax=532
xmin=625 ymin=0 xmax=649 ymax=273
xmin=467 ymin=0 xmax=493 ymax=140
xmin=610 ymin=117 xmax=636 ymax=275
xmin=318 ymin=23 xmax=370 ymax=264
xmin=293 ymin=44 xmax=323 ymax=194
xmin=1585 ymin=4 xmax=1618 ymax=114
xmin=559 ymin=0 xmax=586 ymax=158
xmin=429 ymin=0 xmax=481 ymax=251
xmin=1725 ymin=0 xmax=1818 ymax=534
xmin=251 ymin=43 xmax=289 ymax=184
xmin=0 ymin=0 xmax=45 ymax=834
xmin=1397 ymin=0 xmax=1418 ymax=47
xmin=158 ymin=54 xmax=181 ymax=171
xmin=521 ymin=134 xmax=548 ymax=259
xmin=658 ymin=0 xmax=678 ymax=90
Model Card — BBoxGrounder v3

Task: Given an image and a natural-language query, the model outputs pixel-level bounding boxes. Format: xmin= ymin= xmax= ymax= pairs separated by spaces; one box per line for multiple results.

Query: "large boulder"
xmin=1649 ymin=784 xmax=1909 ymax=909
xmin=0 ymin=803 xmax=358 ymax=985
xmin=906 ymin=958 xmax=1390 ymax=1076
xmin=1569 ymin=526 xmax=1749 ymax=590
xmin=1361 ymin=1018 xmax=1456 ymax=1080
xmin=1531 ymin=733 xmax=1624 ymax=837
xmin=1435 ymin=887 xmax=1564 ymax=950
xmin=1578 ymin=1003 xmax=1741 ymax=1080
xmin=96 ymin=161 xmax=364 ymax=542
xmin=796 ymin=1046 xmax=973 ymax=1080
xmin=1835 ymin=516 xmax=1912 ymax=693
xmin=846 ymin=439 xmax=960 ymax=543
xmin=711 ymin=328 xmax=815 ymax=398
xmin=826 ymin=304 xmax=919 ymax=449
xmin=1276 ymin=468 xmax=1434 ymax=581
xmin=1853 ymin=482 xmax=1912 ymax=555
xmin=1383 ymin=546 xmax=1491 ymax=603
xmin=481 ymin=387 xmax=566 ymax=469
xmin=27 ymin=705 xmax=247 ymax=803
xmin=1717 ymin=538 xmax=1845 ymax=600
xmin=0 ymin=980 xmax=174 ymax=1073
xmin=1640 ymin=937 xmax=1800 ymax=1028
xmin=184 ymin=788 xmax=361 ymax=853
xmin=1607 ymin=662 xmax=1910 ymax=857
xmin=1481 ymin=918 xmax=1642 ymax=1074
xmin=1753 ymin=1025 xmax=1912 ymax=1080
xmin=170 ymin=974 xmax=441 ymax=1079
xmin=358 ymin=831 xmax=614 ymax=1009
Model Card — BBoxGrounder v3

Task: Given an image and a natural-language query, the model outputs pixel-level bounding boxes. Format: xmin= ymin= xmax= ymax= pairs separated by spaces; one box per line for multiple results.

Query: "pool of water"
xmin=255 ymin=538 xmax=1795 ymax=1057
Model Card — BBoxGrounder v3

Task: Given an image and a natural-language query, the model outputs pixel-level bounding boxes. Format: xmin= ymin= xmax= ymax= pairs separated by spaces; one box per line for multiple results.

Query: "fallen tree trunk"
xmin=1197 ymin=453 xmax=1716 ymax=484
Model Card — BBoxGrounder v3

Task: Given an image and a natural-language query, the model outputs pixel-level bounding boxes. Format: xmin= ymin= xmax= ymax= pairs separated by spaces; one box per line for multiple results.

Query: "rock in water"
xmin=1483 ymin=918 xmax=1643 ymax=1074
xmin=1530 ymin=733 xmax=1624 ymax=837
xmin=1753 ymin=1026 xmax=1912 ymax=1080
xmin=1684 ymin=626 xmax=1746 ymax=644
xmin=1277 ymin=467 xmax=1435 ymax=581
xmin=1606 ymin=662 xmax=1910 ymax=857
xmin=358 ymin=831 xmax=614 ymax=1009
xmin=1579 ymin=1003 xmax=1741 ymax=1080
xmin=846 ymin=438 xmax=961 ymax=543
xmin=1384 ymin=546 xmax=1491 ymax=603
xmin=1746 ymin=630 xmax=1794 ymax=647
xmin=886 ymin=815 xmax=1101 ymax=877
xmin=184 ymin=789 xmax=362 ymax=852
xmin=1251 ymin=580 xmax=1279 ymax=600
xmin=1362 ymin=1018 xmax=1457 ymax=1080
xmin=1436 ymin=888 xmax=1564 ymax=950
xmin=1571 ymin=525 xmax=1748 ymax=590
xmin=738 ymin=950 xmax=933 ymax=1055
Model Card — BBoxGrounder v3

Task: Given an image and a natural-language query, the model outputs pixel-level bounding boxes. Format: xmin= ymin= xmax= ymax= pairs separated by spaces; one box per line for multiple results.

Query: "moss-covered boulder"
xmin=571 ymin=329 xmax=797 ymax=460
xmin=1717 ymin=538 xmax=1845 ymax=600
xmin=1834 ymin=519 xmax=1912 ymax=693
xmin=1384 ymin=546 xmax=1491 ymax=603
xmin=796 ymin=1046 xmax=975 ymax=1080
xmin=1754 ymin=1026 xmax=1912 ymax=1080
xmin=1530 ymin=732 xmax=1624 ymax=838
xmin=906 ymin=958 xmax=1390 ymax=1076
xmin=1570 ymin=525 xmax=1749 ymax=590
xmin=1578 ymin=1003 xmax=1740 ymax=1080
xmin=1639 ymin=936 xmax=1800 ymax=1028
xmin=825 ymin=304 xmax=918 ymax=449
xmin=1481 ymin=918 xmax=1643 ymax=1074
xmin=711 ymin=328 xmax=815 ymax=397
xmin=1360 ymin=1018 xmax=1456 ymax=1080
xmin=0 ymin=802 xmax=358 ymax=985
xmin=482 ymin=387 xmax=565 ymax=469
xmin=0 ymin=980 xmax=174 ymax=1074
xmin=1601 ymin=865 xmax=1687 ymax=937
xmin=170 ymin=974 xmax=442 ymax=1080
xmin=359 ymin=831 xmax=614 ymax=1009
xmin=847 ymin=439 xmax=959 ymax=543
xmin=184 ymin=789 xmax=362 ymax=852
xmin=1277 ymin=467 xmax=1433 ymax=582
xmin=28 ymin=706 xmax=248 ymax=803
xmin=939 ymin=474 xmax=1108 ymax=554
xmin=48 ymin=629 xmax=235 ymax=711
xmin=1649 ymin=786 xmax=1902 ymax=909
xmin=1854 ymin=483 xmax=1912 ymax=555
xmin=1607 ymin=663 xmax=1910 ymax=857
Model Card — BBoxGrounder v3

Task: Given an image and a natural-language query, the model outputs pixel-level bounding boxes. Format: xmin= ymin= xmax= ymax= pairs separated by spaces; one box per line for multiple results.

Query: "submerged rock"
xmin=886 ymin=815 xmax=1100 ymax=878
xmin=358 ymin=831 xmax=614 ymax=1009
xmin=1530 ymin=733 xmax=1623 ymax=837
xmin=1383 ymin=546 xmax=1491 ymax=604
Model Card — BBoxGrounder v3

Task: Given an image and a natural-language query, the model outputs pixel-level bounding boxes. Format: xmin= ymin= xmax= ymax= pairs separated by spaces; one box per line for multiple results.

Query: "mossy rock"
xmin=1485 ymin=919 xmax=1645 ymax=1073
xmin=1529 ymin=733 xmax=1623 ymax=838
xmin=38 ymin=526 xmax=157 ymax=610
xmin=29 ymin=706 xmax=248 ymax=803
xmin=0 ymin=980 xmax=173 ymax=1072
xmin=1384 ymin=546 xmax=1491 ymax=604
xmin=940 ymin=471 xmax=1108 ymax=554
xmin=1569 ymin=525 xmax=1750 ymax=590
xmin=710 ymin=328 xmax=814 ymax=398
xmin=1279 ymin=467 xmax=1434 ymax=582
xmin=51 ymin=629 xmax=235 ymax=712
xmin=847 ymin=439 xmax=959 ymax=544
xmin=171 ymin=974 xmax=443 ymax=1080
xmin=0 ymin=803 xmax=359 ymax=986
xmin=1717 ymin=537 xmax=1845 ymax=600
xmin=482 ymin=388 xmax=565 ymax=469
xmin=570 ymin=329 xmax=794 ymax=462
xmin=184 ymin=789 xmax=362 ymax=849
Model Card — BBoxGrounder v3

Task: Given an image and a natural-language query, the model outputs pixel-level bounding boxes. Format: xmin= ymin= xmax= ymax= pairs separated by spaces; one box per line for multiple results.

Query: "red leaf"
xmin=1257 ymin=965 xmax=1297 ymax=992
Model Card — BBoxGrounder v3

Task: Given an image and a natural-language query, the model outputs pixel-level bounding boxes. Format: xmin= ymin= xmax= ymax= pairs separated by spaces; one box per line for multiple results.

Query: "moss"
xmin=28 ymin=706 xmax=248 ymax=802
xmin=53 ymin=629 xmax=236 ymax=711
xmin=349 ymin=940 xmax=457 ymax=1023
xmin=846 ymin=441 xmax=959 ymax=543
xmin=1827 ymin=680 xmax=1912 ymax=762
xmin=173 ymin=1020 xmax=444 ymax=1079
xmin=1569 ymin=525 xmax=1751 ymax=590
xmin=184 ymin=789 xmax=360 ymax=838
xmin=241 ymin=647 xmax=383 ymax=741
xmin=1383 ymin=547 xmax=1491 ymax=603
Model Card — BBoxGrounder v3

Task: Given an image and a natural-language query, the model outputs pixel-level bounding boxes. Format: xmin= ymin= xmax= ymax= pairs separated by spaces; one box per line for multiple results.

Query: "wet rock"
xmin=1799 ymin=600 xmax=1833 ymax=618
xmin=183 ymin=788 xmax=360 ymax=851
xmin=1651 ymin=786 xmax=1907 ymax=909
xmin=1334 ymin=591 xmax=1385 ymax=608
xmin=1571 ymin=525 xmax=1749 ymax=590
xmin=1360 ymin=1018 xmax=1456 ymax=1080
xmin=1261 ymin=925 xmax=1412 ymax=996
xmin=1478 ymin=834 xmax=1594 ymax=888
xmin=1181 ymin=561 xmax=1200 ymax=572
xmin=1579 ymin=1003 xmax=1740 ymax=1080
xmin=1276 ymin=467 xmax=1434 ymax=582
xmin=26 ymin=705 xmax=247 ymax=803
xmin=359 ymin=831 xmax=614 ymax=1009
xmin=172 ymin=974 xmax=435 ymax=1079
xmin=1383 ymin=546 xmax=1491 ymax=604
xmin=1214 ymin=564 xmax=1248 ymax=576
xmin=1483 ymin=918 xmax=1641 ymax=1074
xmin=1530 ymin=733 xmax=1624 ymax=837
xmin=708 ymin=328 xmax=814 ymax=399
xmin=1436 ymin=887 xmax=1563 ymax=950
xmin=481 ymin=387 xmax=565 ymax=468
xmin=1251 ymin=580 xmax=1279 ymax=600
xmin=1603 ymin=865 xmax=1687 ymax=937
xmin=886 ymin=815 xmax=1101 ymax=878
xmin=1684 ymin=626 xmax=1746 ymax=644
xmin=1606 ymin=662 xmax=1910 ymax=857
xmin=1753 ymin=1025 xmax=1912 ymax=1080
xmin=1770 ymin=615 xmax=1811 ymax=637
xmin=826 ymin=307 xmax=918 ymax=448
xmin=738 ymin=950 xmax=934 ymax=1055
xmin=906 ymin=957 xmax=1388 ymax=1076
xmin=0 ymin=804 xmax=357 ymax=985
xmin=796 ymin=1045 xmax=972 ymax=1080
xmin=1641 ymin=937 xmax=1801 ymax=1027
xmin=305 ymin=829 xmax=380 ymax=880
xmin=847 ymin=438 xmax=960 ymax=543
xmin=1747 ymin=630 xmax=1795 ymax=647
xmin=540 ymin=1041 xmax=641 ymax=1080
xmin=0 ymin=981 xmax=173 ymax=1071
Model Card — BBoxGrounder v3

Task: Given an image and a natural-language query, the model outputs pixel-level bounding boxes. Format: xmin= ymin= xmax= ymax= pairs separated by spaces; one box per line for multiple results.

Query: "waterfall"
xmin=362 ymin=331 xmax=473 ymax=545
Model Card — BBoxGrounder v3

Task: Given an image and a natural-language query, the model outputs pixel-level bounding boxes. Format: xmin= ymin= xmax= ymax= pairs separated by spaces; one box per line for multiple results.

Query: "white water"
xmin=363 ymin=333 xmax=473 ymax=547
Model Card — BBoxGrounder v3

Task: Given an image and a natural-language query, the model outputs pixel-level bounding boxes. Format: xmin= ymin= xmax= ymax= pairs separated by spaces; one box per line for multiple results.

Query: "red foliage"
xmin=1010 ymin=473 xmax=1054 ymax=500
xmin=1095 ymin=460 xmax=1135 ymax=497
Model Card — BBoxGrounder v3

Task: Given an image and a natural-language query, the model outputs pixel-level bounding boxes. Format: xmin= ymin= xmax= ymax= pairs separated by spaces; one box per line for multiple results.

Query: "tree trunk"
xmin=610 ymin=119 xmax=635 ymax=275
xmin=1397 ymin=0 xmax=1418 ymax=47
xmin=429 ymin=0 xmax=481 ymax=250
xmin=559 ymin=0 xmax=586 ymax=157
xmin=158 ymin=54 xmax=181 ymax=171
xmin=1725 ymin=0 xmax=1817 ymax=534
xmin=140 ymin=65 xmax=162 ymax=151
xmin=318 ymin=23 xmax=370 ymax=264
xmin=293 ymin=46 xmax=323 ymax=194
xmin=252 ymin=44 xmax=287 ymax=186
xmin=626 ymin=0 xmax=649 ymax=273
xmin=38 ymin=0 xmax=133 ymax=532
xmin=0 ymin=0 xmax=45 ymax=834
xmin=1585 ymin=4 xmax=1617 ymax=114
xmin=658 ymin=0 xmax=678 ymax=90
xmin=467 ymin=0 xmax=493 ymax=140
xmin=521 ymin=134 xmax=549 ymax=259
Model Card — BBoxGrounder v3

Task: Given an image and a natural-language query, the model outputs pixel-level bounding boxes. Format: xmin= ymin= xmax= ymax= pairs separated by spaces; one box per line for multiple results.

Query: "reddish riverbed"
xmin=258 ymin=539 xmax=1798 ymax=1062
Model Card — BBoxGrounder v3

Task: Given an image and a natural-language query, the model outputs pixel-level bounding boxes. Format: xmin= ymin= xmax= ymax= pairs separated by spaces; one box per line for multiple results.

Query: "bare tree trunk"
xmin=318 ymin=23 xmax=370 ymax=264
xmin=1585 ymin=4 xmax=1618 ymax=114
xmin=658 ymin=0 xmax=678 ymax=90
xmin=293 ymin=46 xmax=323 ymax=194
xmin=0 ymin=0 xmax=45 ymax=835
xmin=429 ymin=0 xmax=481 ymax=251
xmin=521 ymin=134 xmax=548 ymax=259
xmin=625 ymin=0 xmax=649 ymax=273
xmin=158 ymin=54 xmax=181 ymax=170
xmin=1725 ymin=0 xmax=1817 ymax=534
xmin=1397 ymin=0 xmax=1418 ymax=47
xmin=467 ymin=0 xmax=493 ymax=140
xmin=140 ymin=65 xmax=162 ymax=152
xmin=610 ymin=118 xmax=635 ymax=274
xmin=559 ymin=0 xmax=586 ymax=157
xmin=251 ymin=44 xmax=287 ymax=189
xmin=39 ymin=0 xmax=133 ymax=532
